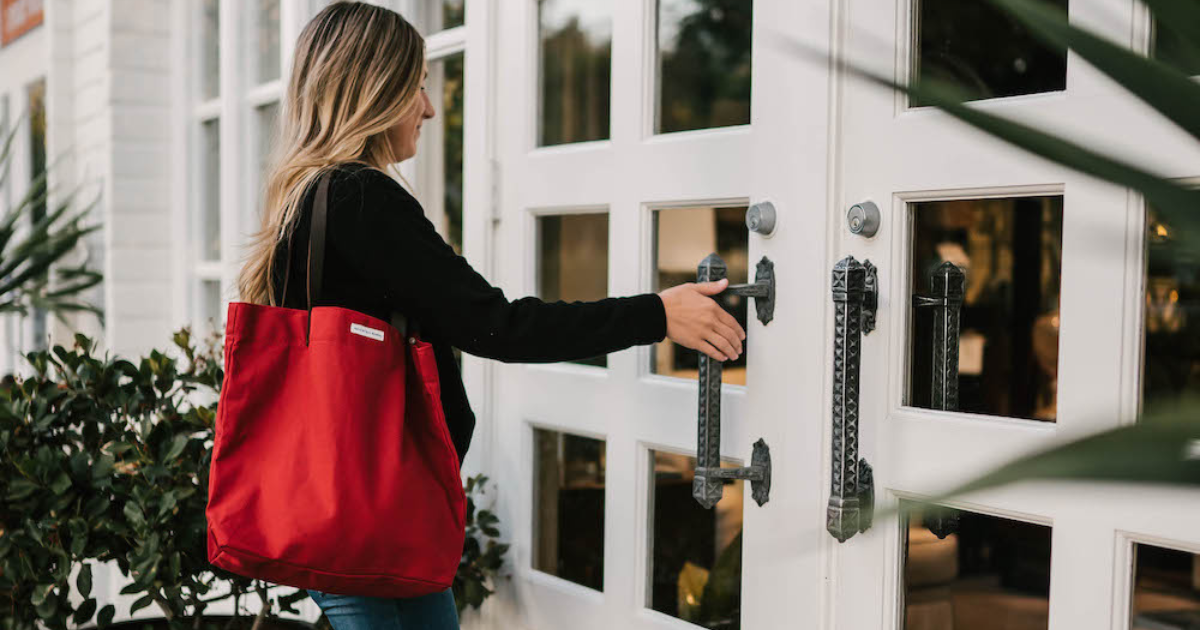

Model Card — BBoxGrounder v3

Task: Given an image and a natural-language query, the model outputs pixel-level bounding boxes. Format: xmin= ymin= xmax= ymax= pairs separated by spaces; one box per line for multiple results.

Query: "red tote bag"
xmin=206 ymin=173 xmax=467 ymax=598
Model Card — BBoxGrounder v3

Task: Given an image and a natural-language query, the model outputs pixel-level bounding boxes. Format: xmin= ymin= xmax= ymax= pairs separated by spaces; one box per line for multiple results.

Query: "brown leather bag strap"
xmin=303 ymin=173 xmax=332 ymax=345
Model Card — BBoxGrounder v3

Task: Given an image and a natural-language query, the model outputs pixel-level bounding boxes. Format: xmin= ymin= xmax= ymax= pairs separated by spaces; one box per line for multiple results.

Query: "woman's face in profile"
xmin=388 ymin=62 xmax=436 ymax=163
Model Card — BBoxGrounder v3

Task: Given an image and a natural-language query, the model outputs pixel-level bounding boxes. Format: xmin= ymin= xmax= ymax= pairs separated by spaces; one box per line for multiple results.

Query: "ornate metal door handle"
xmin=827 ymin=255 xmax=878 ymax=543
xmin=913 ymin=261 xmax=966 ymax=411
xmin=692 ymin=253 xmax=772 ymax=509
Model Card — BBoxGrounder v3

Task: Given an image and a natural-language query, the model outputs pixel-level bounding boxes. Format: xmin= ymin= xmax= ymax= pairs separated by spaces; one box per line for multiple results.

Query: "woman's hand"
xmin=658 ymin=278 xmax=746 ymax=362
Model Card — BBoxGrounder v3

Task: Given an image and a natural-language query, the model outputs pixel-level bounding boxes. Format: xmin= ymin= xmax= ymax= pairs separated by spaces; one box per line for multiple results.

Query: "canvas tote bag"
xmin=206 ymin=172 xmax=467 ymax=597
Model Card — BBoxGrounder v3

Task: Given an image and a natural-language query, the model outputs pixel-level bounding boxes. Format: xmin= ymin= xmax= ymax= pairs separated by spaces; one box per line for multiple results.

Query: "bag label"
xmin=349 ymin=323 xmax=385 ymax=341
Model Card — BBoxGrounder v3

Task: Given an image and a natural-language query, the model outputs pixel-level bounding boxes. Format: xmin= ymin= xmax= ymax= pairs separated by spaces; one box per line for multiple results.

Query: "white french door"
xmin=829 ymin=0 xmax=1200 ymax=629
xmin=486 ymin=0 xmax=832 ymax=628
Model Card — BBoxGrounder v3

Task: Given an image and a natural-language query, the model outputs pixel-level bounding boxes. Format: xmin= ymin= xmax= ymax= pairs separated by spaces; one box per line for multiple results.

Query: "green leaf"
xmin=130 ymin=594 xmax=154 ymax=615
xmin=123 ymin=502 xmax=146 ymax=529
xmin=77 ymin=562 xmax=93 ymax=598
xmin=49 ymin=470 xmax=72 ymax=495
xmin=987 ymin=0 xmax=1200 ymax=142
xmin=161 ymin=433 xmax=188 ymax=462
xmin=6 ymin=478 xmax=39 ymax=501
xmin=97 ymin=604 xmax=116 ymax=628
xmin=31 ymin=583 xmax=54 ymax=606
xmin=73 ymin=598 xmax=98 ymax=625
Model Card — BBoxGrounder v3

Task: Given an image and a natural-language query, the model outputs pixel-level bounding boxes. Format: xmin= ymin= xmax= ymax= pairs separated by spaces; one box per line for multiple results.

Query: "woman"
xmin=236 ymin=2 xmax=745 ymax=627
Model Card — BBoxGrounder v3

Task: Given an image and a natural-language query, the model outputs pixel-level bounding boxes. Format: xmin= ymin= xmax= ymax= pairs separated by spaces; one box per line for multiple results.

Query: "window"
xmin=188 ymin=0 xmax=282 ymax=334
xmin=533 ymin=429 xmax=606 ymax=590
xmin=416 ymin=53 xmax=466 ymax=252
xmin=1131 ymin=542 xmax=1200 ymax=628
xmin=656 ymin=0 xmax=752 ymax=134
xmin=902 ymin=504 xmax=1052 ymax=630
xmin=538 ymin=0 xmax=612 ymax=146
xmin=648 ymin=450 xmax=743 ymax=628
xmin=907 ymin=196 xmax=1063 ymax=421
xmin=537 ymin=213 xmax=609 ymax=367
xmin=652 ymin=205 xmax=749 ymax=384
xmin=913 ymin=0 xmax=1068 ymax=105
xmin=1143 ymin=205 xmax=1200 ymax=408
xmin=27 ymin=79 xmax=47 ymax=351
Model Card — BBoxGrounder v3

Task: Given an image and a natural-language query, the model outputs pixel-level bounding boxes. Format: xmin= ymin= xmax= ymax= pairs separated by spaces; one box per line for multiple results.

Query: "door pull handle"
xmin=692 ymin=253 xmax=773 ymax=510
xmin=827 ymin=255 xmax=878 ymax=543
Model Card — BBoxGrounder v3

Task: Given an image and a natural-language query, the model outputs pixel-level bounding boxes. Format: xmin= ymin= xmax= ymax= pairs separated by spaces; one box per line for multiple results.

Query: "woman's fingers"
xmin=714 ymin=306 xmax=746 ymax=341
xmin=705 ymin=331 xmax=739 ymax=362
xmin=710 ymin=317 xmax=743 ymax=356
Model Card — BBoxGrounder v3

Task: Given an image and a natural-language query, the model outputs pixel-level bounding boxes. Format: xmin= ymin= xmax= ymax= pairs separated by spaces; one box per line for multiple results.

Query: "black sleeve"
xmin=324 ymin=167 xmax=668 ymax=363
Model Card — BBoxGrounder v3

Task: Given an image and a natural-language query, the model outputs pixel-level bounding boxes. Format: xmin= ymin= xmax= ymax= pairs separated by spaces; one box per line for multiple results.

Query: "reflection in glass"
xmin=202 ymin=280 xmax=223 ymax=333
xmin=533 ymin=429 xmax=605 ymax=591
xmin=1132 ymin=543 xmax=1200 ymax=629
xmin=653 ymin=206 xmax=749 ymax=384
xmin=443 ymin=0 xmax=465 ymax=29
xmin=650 ymin=451 xmax=742 ymax=629
xmin=28 ymin=80 xmax=48 ymax=352
xmin=1143 ymin=207 xmax=1200 ymax=408
xmin=201 ymin=0 xmax=220 ymax=100
xmin=913 ymin=0 xmax=1067 ymax=106
xmin=538 ymin=214 xmax=609 ymax=367
xmin=1152 ymin=14 xmax=1200 ymax=76
xmin=656 ymin=0 xmax=752 ymax=134
xmin=252 ymin=0 xmax=281 ymax=84
xmin=255 ymin=101 xmax=279 ymax=189
xmin=417 ymin=54 xmax=465 ymax=253
xmin=903 ymin=505 xmax=1051 ymax=630
xmin=908 ymin=197 xmax=1063 ymax=421
xmin=538 ymin=0 xmax=611 ymax=146
xmin=201 ymin=120 xmax=221 ymax=261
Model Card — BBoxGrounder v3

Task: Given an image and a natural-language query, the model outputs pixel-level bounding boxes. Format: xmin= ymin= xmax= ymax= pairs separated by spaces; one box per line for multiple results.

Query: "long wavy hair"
xmin=237 ymin=1 xmax=425 ymax=306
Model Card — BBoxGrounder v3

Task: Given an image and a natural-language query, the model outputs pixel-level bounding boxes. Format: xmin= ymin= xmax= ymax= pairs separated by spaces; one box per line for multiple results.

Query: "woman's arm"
xmin=326 ymin=167 xmax=743 ymax=363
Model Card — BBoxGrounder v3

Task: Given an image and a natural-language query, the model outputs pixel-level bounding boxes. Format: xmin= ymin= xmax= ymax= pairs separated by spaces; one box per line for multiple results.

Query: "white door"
xmin=829 ymin=0 xmax=1200 ymax=629
xmin=485 ymin=0 xmax=835 ymax=628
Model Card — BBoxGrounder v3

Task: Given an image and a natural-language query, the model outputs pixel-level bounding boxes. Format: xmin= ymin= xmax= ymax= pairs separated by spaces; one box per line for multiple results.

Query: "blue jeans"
xmin=307 ymin=588 xmax=460 ymax=630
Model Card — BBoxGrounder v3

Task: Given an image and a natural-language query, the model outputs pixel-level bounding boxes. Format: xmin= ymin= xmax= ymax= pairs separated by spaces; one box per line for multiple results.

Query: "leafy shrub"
xmin=0 ymin=329 xmax=508 ymax=629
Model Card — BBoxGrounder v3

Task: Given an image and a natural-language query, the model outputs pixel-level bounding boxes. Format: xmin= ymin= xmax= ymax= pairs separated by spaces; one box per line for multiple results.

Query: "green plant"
xmin=780 ymin=0 xmax=1200 ymax=509
xmin=0 ymin=330 xmax=307 ymax=630
xmin=0 ymin=117 xmax=103 ymax=324
xmin=0 ymin=329 xmax=511 ymax=628
xmin=453 ymin=475 xmax=509 ymax=615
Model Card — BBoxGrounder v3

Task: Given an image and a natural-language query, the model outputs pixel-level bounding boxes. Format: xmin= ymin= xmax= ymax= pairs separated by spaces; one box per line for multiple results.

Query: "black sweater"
xmin=269 ymin=163 xmax=668 ymax=462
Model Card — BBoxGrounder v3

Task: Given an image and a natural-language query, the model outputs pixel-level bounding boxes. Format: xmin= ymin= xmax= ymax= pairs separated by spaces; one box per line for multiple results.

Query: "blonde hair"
xmin=237 ymin=1 xmax=425 ymax=306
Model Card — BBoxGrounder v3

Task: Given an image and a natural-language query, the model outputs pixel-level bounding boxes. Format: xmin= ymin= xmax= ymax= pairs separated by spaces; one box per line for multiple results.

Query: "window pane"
xmin=653 ymin=206 xmax=749 ymax=385
xmin=903 ymin=505 xmax=1051 ymax=630
xmin=913 ymin=0 xmax=1067 ymax=106
xmin=443 ymin=0 xmax=465 ymax=29
xmin=1132 ymin=543 xmax=1200 ymax=629
xmin=656 ymin=0 xmax=752 ymax=134
xmin=649 ymin=450 xmax=742 ymax=629
xmin=28 ymin=80 xmax=48 ymax=352
xmin=1143 ymin=207 xmax=1200 ymax=408
xmin=417 ymin=53 xmax=465 ymax=253
xmin=533 ymin=429 xmax=605 ymax=591
xmin=538 ymin=0 xmax=611 ymax=146
xmin=538 ymin=214 xmax=609 ymax=367
xmin=256 ymin=101 xmax=279 ymax=186
xmin=202 ymin=280 xmax=223 ymax=333
xmin=908 ymin=197 xmax=1063 ymax=421
xmin=252 ymin=0 xmax=281 ymax=84
xmin=201 ymin=120 xmax=221 ymax=261
xmin=201 ymin=0 xmax=220 ymax=100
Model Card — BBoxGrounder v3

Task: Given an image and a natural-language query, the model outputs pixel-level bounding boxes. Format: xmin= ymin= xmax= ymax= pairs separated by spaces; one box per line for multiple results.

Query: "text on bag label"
xmin=350 ymin=323 xmax=385 ymax=341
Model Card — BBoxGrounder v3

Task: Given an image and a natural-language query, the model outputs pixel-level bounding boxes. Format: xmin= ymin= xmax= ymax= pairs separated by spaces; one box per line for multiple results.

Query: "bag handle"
xmin=279 ymin=170 xmax=415 ymax=344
